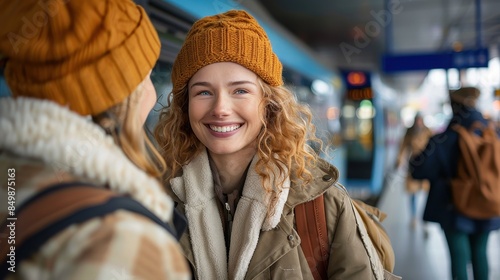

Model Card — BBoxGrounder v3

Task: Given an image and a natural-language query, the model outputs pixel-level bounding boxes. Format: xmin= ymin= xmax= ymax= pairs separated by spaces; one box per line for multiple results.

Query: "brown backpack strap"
xmin=1 ymin=182 xmax=182 ymax=279
xmin=0 ymin=183 xmax=115 ymax=262
xmin=295 ymin=194 xmax=329 ymax=280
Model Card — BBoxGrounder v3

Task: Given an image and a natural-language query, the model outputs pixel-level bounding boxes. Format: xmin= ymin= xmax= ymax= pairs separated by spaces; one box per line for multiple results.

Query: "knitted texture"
xmin=171 ymin=10 xmax=283 ymax=94
xmin=0 ymin=0 xmax=160 ymax=116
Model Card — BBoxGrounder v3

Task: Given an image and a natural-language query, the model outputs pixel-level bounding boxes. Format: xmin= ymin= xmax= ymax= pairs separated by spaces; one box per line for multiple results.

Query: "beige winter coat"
xmin=397 ymin=125 xmax=432 ymax=193
xmin=0 ymin=98 xmax=190 ymax=280
xmin=165 ymin=149 xmax=385 ymax=279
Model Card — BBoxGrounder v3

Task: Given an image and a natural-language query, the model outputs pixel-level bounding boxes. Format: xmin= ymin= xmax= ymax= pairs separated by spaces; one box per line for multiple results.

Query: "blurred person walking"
xmin=396 ymin=113 xmax=432 ymax=231
xmin=0 ymin=0 xmax=190 ymax=279
xmin=410 ymin=87 xmax=500 ymax=280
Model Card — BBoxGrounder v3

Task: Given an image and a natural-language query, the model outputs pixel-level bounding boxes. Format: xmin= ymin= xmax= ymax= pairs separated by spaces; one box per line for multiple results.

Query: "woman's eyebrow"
xmin=190 ymin=80 xmax=257 ymax=88
xmin=190 ymin=81 xmax=211 ymax=89
xmin=227 ymin=80 xmax=257 ymax=87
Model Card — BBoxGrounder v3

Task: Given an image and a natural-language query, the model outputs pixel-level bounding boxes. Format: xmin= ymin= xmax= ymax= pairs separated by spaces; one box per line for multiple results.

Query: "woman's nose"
xmin=211 ymin=93 xmax=231 ymax=117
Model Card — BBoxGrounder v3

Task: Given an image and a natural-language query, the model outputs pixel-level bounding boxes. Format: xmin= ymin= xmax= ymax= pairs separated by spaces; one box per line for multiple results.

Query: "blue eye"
xmin=235 ymin=89 xmax=248 ymax=94
xmin=198 ymin=91 xmax=210 ymax=96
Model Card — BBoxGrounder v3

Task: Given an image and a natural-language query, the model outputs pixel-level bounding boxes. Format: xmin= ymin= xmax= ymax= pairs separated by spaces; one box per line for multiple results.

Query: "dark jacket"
xmin=410 ymin=103 xmax=500 ymax=233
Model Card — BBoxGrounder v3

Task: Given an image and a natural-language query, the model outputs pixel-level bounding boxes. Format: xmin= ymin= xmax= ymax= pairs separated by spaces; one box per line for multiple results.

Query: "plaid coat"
xmin=0 ymin=97 xmax=191 ymax=280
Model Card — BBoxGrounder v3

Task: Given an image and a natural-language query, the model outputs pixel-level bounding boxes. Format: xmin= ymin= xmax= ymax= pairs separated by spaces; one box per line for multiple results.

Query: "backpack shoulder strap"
xmin=295 ymin=193 xmax=329 ymax=280
xmin=350 ymin=199 xmax=387 ymax=280
xmin=0 ymin=182 xmax=179 ymax=278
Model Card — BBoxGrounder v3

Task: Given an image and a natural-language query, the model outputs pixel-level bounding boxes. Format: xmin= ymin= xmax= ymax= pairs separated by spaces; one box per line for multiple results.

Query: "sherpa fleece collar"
xmin=170 ymin=149 xmax=290 ymax=280
xmin=0 ymin=97 xmax=173 ymax=222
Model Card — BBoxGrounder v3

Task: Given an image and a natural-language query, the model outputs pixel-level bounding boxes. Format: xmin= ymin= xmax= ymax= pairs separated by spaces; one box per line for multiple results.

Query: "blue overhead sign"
xmin=382 ymin=48 xmax=489 ymax=73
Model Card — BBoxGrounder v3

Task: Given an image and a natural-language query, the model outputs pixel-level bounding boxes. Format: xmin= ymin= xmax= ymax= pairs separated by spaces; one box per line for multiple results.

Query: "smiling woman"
xmin=154 ymin=9 xmax=388 ymax=280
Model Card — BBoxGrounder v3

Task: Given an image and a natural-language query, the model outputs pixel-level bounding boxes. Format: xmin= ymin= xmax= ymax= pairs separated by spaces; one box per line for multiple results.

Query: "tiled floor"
xmin=377 ymin=168 xmax=500 ymax=280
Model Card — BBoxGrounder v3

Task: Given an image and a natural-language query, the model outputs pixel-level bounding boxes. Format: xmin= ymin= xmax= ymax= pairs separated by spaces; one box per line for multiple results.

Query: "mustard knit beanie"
xmin=171 ymin=10 xmax=283 ymax=94
xmin=0 ymin=0 xmax=160 ymax=116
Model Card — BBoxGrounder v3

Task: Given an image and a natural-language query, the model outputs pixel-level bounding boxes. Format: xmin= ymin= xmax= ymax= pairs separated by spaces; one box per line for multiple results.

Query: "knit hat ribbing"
xmin=0 ymin=0 xmax=160 ymax=116
xmin=171 ymin=10 xmax=283 ymax=94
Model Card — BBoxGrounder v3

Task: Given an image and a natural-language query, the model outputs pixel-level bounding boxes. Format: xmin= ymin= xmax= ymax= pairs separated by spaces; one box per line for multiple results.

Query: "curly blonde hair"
xmin=154 ymin=78 xmax=322 ymax=193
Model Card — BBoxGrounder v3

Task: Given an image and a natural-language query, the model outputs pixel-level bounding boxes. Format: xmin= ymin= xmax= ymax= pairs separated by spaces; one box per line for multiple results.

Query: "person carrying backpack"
xmin=0 ymin=0 xmax=191 ymax=279
xmin=410 ymin=86 xmax=500 ymax=280
xmin=154 ymin=10 xmax=400 ymax=280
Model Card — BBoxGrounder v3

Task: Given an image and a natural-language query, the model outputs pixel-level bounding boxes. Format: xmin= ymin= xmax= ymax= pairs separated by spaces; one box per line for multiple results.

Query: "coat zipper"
xmin=225 ymin=202 xmax=233 ymax=235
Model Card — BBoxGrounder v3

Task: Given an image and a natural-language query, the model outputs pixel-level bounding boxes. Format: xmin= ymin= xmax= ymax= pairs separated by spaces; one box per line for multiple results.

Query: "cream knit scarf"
xmin=170 ymin=149 xmax=290 ymax=280
xmin=0 ymin=97 xmax=173 ymax=222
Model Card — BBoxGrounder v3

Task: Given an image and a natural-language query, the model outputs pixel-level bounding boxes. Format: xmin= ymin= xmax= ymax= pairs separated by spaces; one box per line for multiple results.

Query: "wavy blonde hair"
xmin=93 ymin=79 xmax=166 ymax=179
xmin=154 ymin=77 xmax=322 ymax=193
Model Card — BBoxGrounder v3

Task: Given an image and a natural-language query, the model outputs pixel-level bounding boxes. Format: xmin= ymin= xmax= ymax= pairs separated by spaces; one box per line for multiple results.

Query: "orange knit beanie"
xmin=0 ymin=0 xmax=160 ymax=116
xmin=171 ymin=10 xmax=283 ymax=94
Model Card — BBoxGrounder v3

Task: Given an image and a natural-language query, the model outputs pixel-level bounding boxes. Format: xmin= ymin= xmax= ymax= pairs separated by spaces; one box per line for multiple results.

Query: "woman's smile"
xmin=208 ymin=124 xmax=242 ymax=133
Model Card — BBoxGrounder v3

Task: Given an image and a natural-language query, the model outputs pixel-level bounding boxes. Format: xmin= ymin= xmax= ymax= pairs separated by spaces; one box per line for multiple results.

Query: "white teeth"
xmin=209 ymin=124 xmax=241 ymax=132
